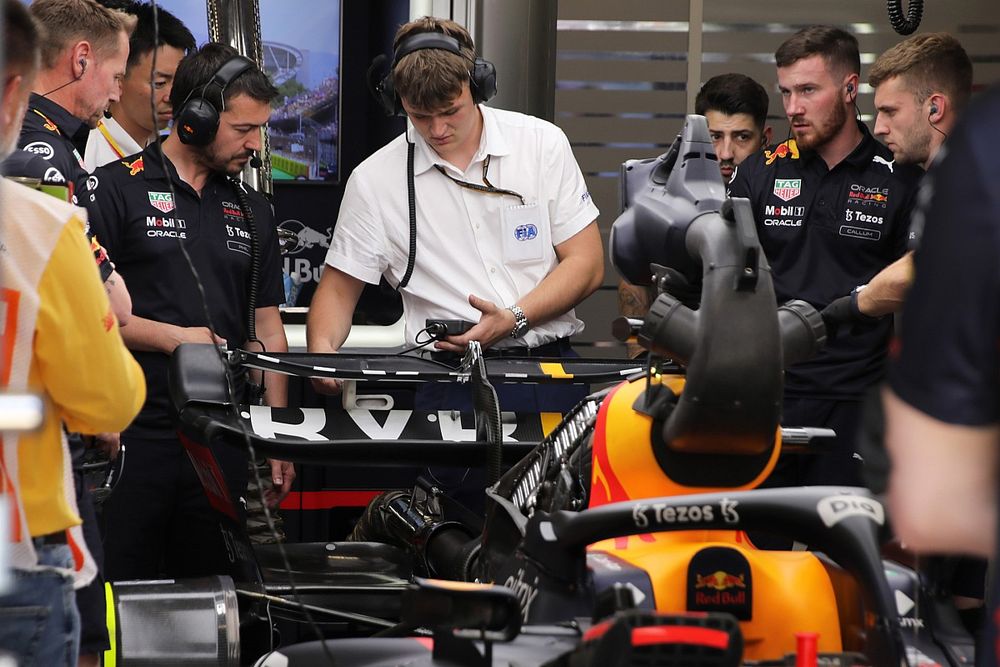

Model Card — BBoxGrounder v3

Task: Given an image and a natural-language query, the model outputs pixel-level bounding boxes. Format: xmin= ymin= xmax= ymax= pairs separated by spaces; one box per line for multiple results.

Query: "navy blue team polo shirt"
xmin=729 ymin=122 xmax=922 ymax=399
xmin=18 ymin=93 xmax=93 ymax=204
xmin=86 ymin=142 xmax=284 ymax=437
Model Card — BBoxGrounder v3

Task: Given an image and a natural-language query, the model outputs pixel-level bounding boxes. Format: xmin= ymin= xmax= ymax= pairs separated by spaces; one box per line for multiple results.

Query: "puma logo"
xmin=873 ymin=155 xmax=895 ymax=173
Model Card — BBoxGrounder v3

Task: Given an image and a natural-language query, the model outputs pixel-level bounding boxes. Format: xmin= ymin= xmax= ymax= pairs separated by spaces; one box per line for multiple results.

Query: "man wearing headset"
xmin=85 ymin=43 xmax=293 ymax=580
xmin=822 ymin=33 xmax=972 ymax=322
xmin=728 ymin=26 xmax=922 ymax=489
xmin=307 ymin=17 xmax=604 ymax=414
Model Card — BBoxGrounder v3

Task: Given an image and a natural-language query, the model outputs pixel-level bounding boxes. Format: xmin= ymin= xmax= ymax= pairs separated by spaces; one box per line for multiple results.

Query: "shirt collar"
xmin=842 ymin=120 xmax=879 ymax=167
xmin=409 ymin=104 xmax=512 ymax=176
xmin=28 ymin=93 xmax=91 ymax=155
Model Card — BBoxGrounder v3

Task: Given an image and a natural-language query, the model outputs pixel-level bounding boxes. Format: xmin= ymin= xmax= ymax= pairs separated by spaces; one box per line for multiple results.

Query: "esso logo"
xmin=23 ymin=141 xmax=55 ymax=160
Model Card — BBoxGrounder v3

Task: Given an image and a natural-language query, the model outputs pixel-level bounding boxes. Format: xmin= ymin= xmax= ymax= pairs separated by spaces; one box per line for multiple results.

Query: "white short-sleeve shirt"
xmin=84 ymin=117 xmax=144 ymax=172
xmin=325 ymin=105 xmax=600 ymax=348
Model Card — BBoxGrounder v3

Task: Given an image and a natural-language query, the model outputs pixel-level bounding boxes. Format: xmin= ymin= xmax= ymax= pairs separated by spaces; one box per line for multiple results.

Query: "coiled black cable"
xmin=887 ymin=0 xmax=923 ymax=35
xmin=398 ymin=140 xmax=416 ymax=289
xmin=229 ymin=177 xmax=260 ymax=346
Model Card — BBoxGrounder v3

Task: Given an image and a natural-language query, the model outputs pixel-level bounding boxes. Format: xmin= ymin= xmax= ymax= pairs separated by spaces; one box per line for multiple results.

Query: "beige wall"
xmin=558 ymin=0 xmax=999 ymax=355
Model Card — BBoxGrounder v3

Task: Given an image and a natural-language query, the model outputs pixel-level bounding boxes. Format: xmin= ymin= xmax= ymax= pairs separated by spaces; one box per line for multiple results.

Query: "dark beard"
xmin=199 ymin=144 xmax=247 ymax=176
xmin=793 ymin=101 xmax=848 ymax=151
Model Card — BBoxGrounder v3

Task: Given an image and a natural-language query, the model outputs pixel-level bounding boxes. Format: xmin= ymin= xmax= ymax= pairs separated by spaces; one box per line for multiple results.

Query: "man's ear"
xmin=761 ymin=125 xmax=773 ymax=149
xmin=72 ymin=41 xmax=93 ymax=77
xmin=927 ymin=92 xmax=946 ymax=121
xmin=844 ymin=72 xmax=860 ymax=103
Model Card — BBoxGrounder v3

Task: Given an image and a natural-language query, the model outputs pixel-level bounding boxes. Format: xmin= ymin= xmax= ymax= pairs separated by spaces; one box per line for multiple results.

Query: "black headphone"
xmin=369 ymin=31 xmax=497 ymax=117
xmin=929 ymin=103 xmax=939 ymax=115
xmin=176 ymin=56 xmax=254 ymax=146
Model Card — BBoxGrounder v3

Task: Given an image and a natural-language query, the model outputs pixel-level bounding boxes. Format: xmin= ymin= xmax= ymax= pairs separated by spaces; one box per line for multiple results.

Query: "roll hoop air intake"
xmin=610 ymin=115 xmax=826 ymax=456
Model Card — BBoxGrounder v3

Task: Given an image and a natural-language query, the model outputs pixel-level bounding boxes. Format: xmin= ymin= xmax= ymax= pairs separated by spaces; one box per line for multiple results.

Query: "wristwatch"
xmin=507 ymin=304 xmax=529 ymax=339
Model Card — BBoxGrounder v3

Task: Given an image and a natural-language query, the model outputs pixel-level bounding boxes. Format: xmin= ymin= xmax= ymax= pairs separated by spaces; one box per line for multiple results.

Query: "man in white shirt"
xmin=84 ymin=0 xmax=193 ymax=170
xmin=307 ymin=17 xmax=603 ymax=411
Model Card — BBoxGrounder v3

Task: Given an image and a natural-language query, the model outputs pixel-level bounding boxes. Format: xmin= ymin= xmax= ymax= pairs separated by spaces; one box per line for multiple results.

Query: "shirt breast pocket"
xmin=502 ymin=203 xmax=547 ymax=264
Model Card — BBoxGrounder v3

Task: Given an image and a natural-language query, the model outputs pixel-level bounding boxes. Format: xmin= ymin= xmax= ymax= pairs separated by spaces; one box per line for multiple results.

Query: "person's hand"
xmin=311 ymin=377 xmax=343 ymax=395
xmin=264 ymin=459 xmax=295 ymax=507
xmin=171 ymin=325 xmax=226 ymax=351
xmin=433 ymin=294 xmax=516 ymax=353
xmin=94 ymin=432 xmax=121 ymax=460
xmin=821 ymin=289 xmax=880 ymax=339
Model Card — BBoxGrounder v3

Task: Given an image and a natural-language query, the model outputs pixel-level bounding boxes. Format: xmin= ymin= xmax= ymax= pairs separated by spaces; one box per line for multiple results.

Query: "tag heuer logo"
xmin=148 ymin=191 xmax=175 ymax=213
xmin=773 ymin=178 xmax=802 ymax=202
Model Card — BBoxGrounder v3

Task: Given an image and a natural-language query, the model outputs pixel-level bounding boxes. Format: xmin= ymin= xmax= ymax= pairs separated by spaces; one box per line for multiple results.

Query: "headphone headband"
xmin=371 ymin=30 xmax=497 ymax=117
xmin=392 ymin=32 xmax=465 ymax=68
xmin=177 ymin=55 xmax=255 ymax=147
xmin=207 ymin=56 xmax=254 ymax=95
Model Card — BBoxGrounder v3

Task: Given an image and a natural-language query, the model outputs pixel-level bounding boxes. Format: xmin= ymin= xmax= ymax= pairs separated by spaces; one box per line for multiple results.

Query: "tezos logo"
xmin=514 ymin=224 xmax=538 ymax=241
xmin=23 ymin=141 xmax=54 ymax=160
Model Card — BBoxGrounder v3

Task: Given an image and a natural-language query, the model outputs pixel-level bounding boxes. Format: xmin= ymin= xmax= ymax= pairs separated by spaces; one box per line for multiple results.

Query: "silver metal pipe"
xmin=207 ymin=0 xmax=272 ymax=196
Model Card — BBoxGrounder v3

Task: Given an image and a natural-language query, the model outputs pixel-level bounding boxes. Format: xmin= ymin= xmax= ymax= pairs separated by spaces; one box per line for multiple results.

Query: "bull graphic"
xmin=298 ymin=226 xmax=332 ymax=250
xmin=694 ymin=570 xmax=746 ymax=591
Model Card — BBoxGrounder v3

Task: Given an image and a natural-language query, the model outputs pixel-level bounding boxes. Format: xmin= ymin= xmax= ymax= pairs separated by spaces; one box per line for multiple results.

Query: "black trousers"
xmin=763 ymin=396 xmax=866 ymax=489
xmin=75 ymin=472 xmax=109 ymax=655
xmin=100 ymin=434 xmax=249 ymax=581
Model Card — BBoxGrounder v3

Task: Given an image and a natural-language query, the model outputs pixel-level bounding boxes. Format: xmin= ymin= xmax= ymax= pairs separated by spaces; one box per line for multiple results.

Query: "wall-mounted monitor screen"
xmin=152 ymin=0 xmax=342 ymax=182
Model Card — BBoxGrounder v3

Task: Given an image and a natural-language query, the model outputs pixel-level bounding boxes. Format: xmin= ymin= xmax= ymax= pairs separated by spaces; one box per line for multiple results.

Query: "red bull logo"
xmin=765 ymin=140 xmax=800 ymax=165
xmin=277 ymin=219 xmax=332 ymax=254
xmin=695 ymin=570 xmax=746 ymax=591
xmin=122 ymin=156 xmax=144 ymax=176
xmin=693 ymin=569 xmax=748 ymax=606
xmin=687 ymin=548 xmax=753 ymax=620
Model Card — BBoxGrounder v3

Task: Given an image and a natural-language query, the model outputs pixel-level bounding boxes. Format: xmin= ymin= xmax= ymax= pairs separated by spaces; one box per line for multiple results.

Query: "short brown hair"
xmin=30 ymin=0 xmax=136 ymax=70
xmin=4 ymin=0 xmax=44 ymax=78
xmin=392 ymin=16 xmax=475 ymax=111
xmin=869 ymin=33 xmax=973 ymax=112
xmin=775 ymin=25 xmax=860 ymax=78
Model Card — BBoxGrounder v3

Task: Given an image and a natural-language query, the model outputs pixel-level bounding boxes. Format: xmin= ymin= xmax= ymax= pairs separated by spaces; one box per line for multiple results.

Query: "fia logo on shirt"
xmin=514 ymin=224 xmax=538 ymax=241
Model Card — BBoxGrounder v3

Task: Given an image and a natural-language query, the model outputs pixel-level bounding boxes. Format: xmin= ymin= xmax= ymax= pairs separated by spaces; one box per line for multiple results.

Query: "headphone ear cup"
xmin=176 ymin=97 xmax=220 ymax=146
xmin=379 ymin=74 xmax=405 ymax=117
xmin=469 ymin=58 xmax=497 ymax=105
xmin=368 ymin=54 xmax=403 ymax=117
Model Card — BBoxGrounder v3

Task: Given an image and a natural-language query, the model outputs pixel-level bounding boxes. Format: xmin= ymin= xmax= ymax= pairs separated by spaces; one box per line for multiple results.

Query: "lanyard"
xmin=433 ymin=155 xmax=526 ymax=205
xmin=97 ymin=120 xmax=128 ymax=159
